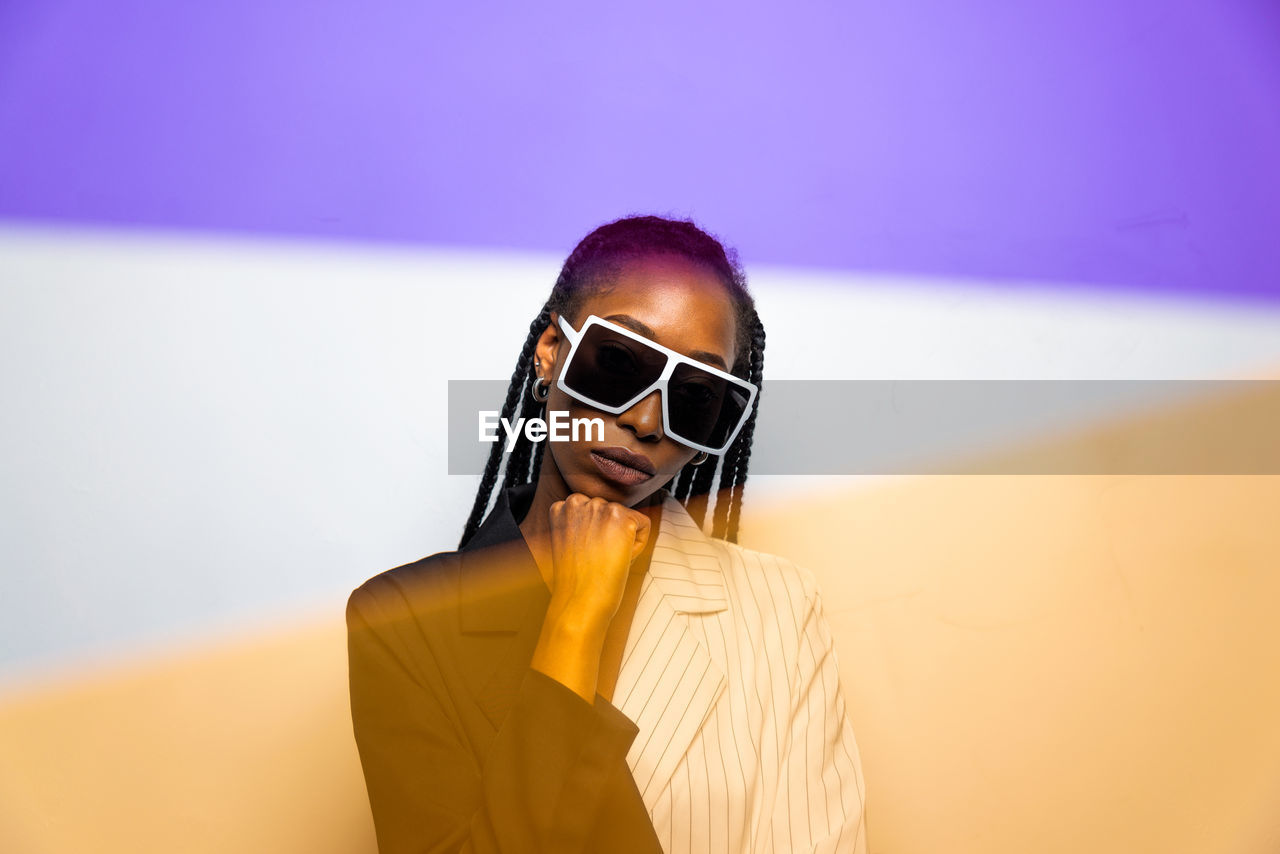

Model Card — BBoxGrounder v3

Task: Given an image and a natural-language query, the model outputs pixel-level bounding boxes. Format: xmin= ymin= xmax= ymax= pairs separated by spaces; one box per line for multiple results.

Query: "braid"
xmin=528 ymin=427 xmax=546 ymax=484
xmin=458 ymin=308 xmax=548 ymax=548
xmin=673 ymin=463 xmax=697 ymax=501
xmin=504 ymin=386 xmax=544 ymax=488
xmin=459 ymin=214 xmax=766 ymax=546
xmin=687 ymin=452 xmax=719 ymax=531
xmin=711 ymin=449 xmax=736 ymax=540
xmin=713 ymin=313 xmax=765 ymax=542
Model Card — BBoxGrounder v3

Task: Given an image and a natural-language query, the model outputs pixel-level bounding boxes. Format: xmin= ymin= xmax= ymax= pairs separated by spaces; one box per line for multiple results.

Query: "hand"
xmin=545 ymin=493 xmax=651 ymax=630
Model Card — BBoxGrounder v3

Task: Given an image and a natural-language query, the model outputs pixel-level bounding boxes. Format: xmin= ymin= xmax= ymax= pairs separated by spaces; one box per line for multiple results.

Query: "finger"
xmin=628 ymin=515 xmax=651 ymax=562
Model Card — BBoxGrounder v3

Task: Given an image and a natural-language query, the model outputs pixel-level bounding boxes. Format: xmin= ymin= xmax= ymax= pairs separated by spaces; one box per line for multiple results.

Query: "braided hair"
xmin=458 ymin=215 xmax=766 ymax=548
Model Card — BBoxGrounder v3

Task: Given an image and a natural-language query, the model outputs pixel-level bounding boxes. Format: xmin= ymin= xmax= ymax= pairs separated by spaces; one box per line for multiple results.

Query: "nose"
xmin=615 ymin=390 xmax=663 ymax=443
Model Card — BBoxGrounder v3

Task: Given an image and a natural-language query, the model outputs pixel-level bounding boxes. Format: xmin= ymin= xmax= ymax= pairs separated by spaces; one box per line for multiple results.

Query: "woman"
xmin=347 ymin=215 xmax=867 ymax=853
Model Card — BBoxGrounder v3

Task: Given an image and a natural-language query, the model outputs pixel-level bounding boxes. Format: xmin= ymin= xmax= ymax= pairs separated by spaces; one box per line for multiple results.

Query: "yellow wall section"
xmin=0 ymin=618 xmax=377 ymax=854
xmin=744 ymin=474 xmax=1280 ymax=854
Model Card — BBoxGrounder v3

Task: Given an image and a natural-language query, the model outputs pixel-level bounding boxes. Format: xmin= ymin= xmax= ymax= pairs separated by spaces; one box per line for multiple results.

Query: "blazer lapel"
xmin=612 ymin=491 xmax=729 ymax=804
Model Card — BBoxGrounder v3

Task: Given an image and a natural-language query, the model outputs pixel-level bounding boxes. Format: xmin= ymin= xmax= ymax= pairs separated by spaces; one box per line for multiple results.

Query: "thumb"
xmin=628 ymin=513 xmax=652 ymax=563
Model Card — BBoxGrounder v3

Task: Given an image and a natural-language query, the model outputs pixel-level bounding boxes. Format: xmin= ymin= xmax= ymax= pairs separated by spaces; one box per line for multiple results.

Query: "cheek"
xmin=656 ymin=441 xmax=698 ymax=473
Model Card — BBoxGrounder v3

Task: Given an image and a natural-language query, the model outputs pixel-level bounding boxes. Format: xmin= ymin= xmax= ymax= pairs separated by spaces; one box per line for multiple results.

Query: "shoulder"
xmin=704 ymin=538 xmax=825 ymax=648
xmin=710 ymin=538 xmax=821 ymax=606
xmin=699 ymin=539 xmax=836 ymax=702
xmin=346 ymin=548 xmax=463 ymax=629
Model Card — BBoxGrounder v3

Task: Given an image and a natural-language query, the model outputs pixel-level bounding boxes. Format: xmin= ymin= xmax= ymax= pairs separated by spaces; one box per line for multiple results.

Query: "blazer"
xmin=347 ymin=482 xmax=867 ymax=854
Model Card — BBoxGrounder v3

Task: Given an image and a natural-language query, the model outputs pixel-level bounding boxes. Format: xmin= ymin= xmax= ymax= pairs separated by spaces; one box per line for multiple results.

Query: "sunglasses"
xmin=553 ymin=314 xmax=759 ymax=455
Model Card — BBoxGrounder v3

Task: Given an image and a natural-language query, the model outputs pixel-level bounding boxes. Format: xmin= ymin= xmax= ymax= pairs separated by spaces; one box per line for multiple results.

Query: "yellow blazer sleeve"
xmin=346 ymin=583 xmax=654 ymax=854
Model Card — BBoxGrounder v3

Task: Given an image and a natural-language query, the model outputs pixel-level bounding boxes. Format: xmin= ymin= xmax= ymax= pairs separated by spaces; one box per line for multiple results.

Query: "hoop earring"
xmin=530 ymin=376 xmax=550 ymax=404
xmin=689 ymin=451 xmax=709 ymax=466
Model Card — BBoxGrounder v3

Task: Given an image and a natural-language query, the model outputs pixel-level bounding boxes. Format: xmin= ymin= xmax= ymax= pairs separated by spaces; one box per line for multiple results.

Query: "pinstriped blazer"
xmin=347 ymin=481 xmax=867 ymax=854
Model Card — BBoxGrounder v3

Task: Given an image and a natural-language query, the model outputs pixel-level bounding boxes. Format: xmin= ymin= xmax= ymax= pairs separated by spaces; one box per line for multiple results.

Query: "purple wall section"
xmin=1 ymin=1 xmax=1278 ymax=300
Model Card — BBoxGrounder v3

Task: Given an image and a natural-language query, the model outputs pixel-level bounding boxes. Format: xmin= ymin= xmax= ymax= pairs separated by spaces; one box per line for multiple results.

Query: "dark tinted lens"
xmin=563 ymin=323 xmax=667 ymax=407
xmin=668 ymin=363 xmax=749 ymax=449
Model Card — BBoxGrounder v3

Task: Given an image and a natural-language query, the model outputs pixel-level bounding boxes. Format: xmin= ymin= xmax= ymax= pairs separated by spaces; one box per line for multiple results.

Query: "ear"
xmin=533 ymin=311 xmax=564 ymax=380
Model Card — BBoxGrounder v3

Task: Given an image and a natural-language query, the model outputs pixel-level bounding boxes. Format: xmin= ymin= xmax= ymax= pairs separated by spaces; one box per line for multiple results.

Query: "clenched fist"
xmin=545 ymin=493 xmax=652 ymax=626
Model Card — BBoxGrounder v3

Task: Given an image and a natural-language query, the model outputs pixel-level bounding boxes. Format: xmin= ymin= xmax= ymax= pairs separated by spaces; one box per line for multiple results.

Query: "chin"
xmin=574 ymin=471 xmax=656 ymax=506
xmin=593 ymin=476 xmax=648 ymax=503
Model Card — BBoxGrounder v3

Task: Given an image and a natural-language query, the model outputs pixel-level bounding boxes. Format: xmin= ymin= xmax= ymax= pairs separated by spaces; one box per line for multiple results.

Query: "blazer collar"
xmin=646 ymin=491 xmax=729 ymax=615
xmin=457 ymin=483 xmax=729 ymax=632
xmin=457 ymin=481 xmax=547 ymax=634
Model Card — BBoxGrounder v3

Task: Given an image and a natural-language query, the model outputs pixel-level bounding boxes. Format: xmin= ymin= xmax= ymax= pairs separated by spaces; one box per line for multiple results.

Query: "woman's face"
xmin=533 ymin=254 xmax=739 ymax=508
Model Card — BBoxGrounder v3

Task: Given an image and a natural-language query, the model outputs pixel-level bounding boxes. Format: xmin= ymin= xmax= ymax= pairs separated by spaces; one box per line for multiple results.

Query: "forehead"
xmin=574 ymin=255 xmax=738 ymax=367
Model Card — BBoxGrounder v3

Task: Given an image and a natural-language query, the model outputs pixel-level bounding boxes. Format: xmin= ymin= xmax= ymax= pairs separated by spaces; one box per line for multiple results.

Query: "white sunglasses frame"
xmin=553 ymin=313 xmax=759 ymax=456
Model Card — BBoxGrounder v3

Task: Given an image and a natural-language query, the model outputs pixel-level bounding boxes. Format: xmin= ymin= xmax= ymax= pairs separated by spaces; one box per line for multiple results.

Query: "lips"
xmin=589 ymin=446 xmax=657 ymax=487
xmin=592 ymin=446 xmax=657 ymax=475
